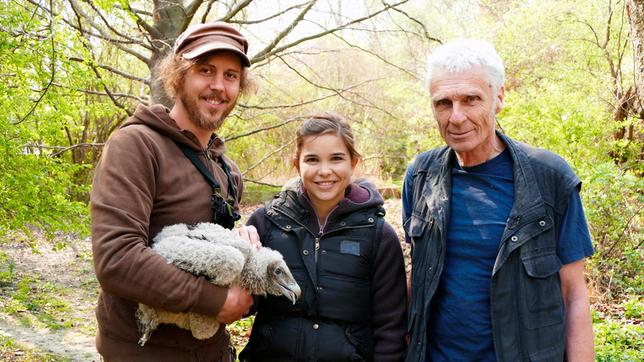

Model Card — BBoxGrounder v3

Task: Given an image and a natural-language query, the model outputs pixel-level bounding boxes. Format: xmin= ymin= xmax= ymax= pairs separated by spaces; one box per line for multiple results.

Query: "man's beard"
xmin=180 ymin=91 xmax=232 ymax=131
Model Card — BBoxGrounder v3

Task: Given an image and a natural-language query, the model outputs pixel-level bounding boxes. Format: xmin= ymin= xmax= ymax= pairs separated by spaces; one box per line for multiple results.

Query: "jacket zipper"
xmin=273 ymin=206 xmax=374 ymax=238
xmin=272 ymin=206 xmax=373 ymax=261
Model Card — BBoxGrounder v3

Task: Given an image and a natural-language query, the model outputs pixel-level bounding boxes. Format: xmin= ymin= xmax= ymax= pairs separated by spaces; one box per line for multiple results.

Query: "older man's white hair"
xmin=425 ymin=39 xmax=505 ymax=94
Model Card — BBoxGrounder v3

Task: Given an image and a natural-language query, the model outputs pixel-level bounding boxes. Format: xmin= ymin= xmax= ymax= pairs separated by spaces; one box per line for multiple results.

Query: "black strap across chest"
xmin=175 ymin=141 xmax=236 ymax=200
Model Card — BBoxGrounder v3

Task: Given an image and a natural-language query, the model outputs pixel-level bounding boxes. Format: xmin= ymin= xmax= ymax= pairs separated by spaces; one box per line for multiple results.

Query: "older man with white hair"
xmin=403 ymin=39 xmax=595 ymax=361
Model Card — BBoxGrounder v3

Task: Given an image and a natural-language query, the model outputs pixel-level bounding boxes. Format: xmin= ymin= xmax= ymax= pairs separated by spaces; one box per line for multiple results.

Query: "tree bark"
xmin=148 ymin=0 xmax=203 ymax=106
xmin=622 ymin=1 xmax=644 ymax=164
xmin=627 ymin=0 xmax=644 ymax=114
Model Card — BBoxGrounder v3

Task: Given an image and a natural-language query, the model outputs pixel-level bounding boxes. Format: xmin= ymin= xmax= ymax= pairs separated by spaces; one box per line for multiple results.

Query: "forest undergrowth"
xmin=0 ymin=199 xmax=641 ymax=361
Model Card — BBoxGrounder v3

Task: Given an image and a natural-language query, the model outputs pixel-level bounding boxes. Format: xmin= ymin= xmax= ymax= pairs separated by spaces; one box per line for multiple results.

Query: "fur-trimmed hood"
xmin=269 ymin=177 xmax=385 ymax=230
xmin=280 ymin=177 xmax=383 ymax=207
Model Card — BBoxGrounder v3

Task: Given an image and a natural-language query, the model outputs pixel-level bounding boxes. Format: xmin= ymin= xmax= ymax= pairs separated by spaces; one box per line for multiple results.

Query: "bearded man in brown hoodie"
xmin=91 ymin=22 xmax=259 ymax=361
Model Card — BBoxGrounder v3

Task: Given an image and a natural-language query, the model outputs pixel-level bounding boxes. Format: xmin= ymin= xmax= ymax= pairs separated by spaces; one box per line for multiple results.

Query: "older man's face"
xmin=429 ymin=66 xmax=504 ymax=166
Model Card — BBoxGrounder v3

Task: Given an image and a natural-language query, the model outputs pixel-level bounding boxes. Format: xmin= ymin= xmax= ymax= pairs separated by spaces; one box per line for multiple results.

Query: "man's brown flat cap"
xmin=174 ymin=22 xmax=250 ymax=66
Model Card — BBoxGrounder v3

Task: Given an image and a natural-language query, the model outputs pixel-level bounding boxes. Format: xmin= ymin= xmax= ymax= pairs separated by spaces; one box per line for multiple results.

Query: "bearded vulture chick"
xmin=136 ymin=222 xmax=301 ymax=346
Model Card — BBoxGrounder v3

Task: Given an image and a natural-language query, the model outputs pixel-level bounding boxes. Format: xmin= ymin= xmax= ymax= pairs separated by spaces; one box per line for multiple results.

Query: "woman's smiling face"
xmin=296 ymin=133 xmax=357 ymax=215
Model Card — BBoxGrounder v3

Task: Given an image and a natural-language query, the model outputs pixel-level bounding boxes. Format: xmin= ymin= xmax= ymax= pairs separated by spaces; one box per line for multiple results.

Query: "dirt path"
xmin=0 ymin=232 xmax=100 ymax=361
xmin=0 ymin=318 xmax=99 ymax=361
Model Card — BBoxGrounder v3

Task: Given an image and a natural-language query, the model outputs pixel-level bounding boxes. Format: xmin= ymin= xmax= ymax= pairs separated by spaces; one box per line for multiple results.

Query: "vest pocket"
xmin=521 ymin=252 xmax=564 ymax=329
xmin=528 ymin=344 xmax=565 ymax=361
xmin=407 ymin=215 xmax=434 ymax=264
xmin=408 ymin=214 xmax=433 ymax=239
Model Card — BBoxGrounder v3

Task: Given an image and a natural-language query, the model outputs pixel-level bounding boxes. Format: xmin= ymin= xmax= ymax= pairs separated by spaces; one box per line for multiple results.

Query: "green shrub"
xmin=622 ymin=297 xmax=644 ymax=320
xmin=593 ymin=313 xmax=644 ymax=361
xmin=0 ymin=251 xmax=14 ymax=286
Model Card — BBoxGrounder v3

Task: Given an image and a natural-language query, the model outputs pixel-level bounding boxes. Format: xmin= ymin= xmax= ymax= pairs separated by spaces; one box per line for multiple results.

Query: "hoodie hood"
xmin=275 ymin=177 xmax=385 ymax=224
xmin=121 ymin=104 xmax=227 ymax=156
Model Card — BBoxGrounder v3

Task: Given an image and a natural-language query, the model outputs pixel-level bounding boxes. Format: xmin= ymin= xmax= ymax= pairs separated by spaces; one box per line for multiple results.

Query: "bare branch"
xmin=252 ymin=0 xmax=318 ymax=62
xmin=201 ymin=0 xmax=217 ymax=23
xmin=114 ymin=4 xmax=153 ymax=17
xmin=14 ymin=2 xmax=55 ymax=125
xmin=56 ymin=14 xmax=154 ymax=50
xmin=361 ymin=154 xmax=408 ymax=162
xmin=224 ymin=116 xmax=305 ymax=142
xmin=22 ymin=142 xmax=105 ymax=157
xmin=22 ymin=0 xmax=53 ymax=19
xmin=184 ymin=0 xmax=207 ymax=28
xmin=87 ymin=62 xmax=133 ymax=116
xmin=68 ymin=57 xmax=149 ymax=84
xmin=242 ymin=139 xmax=295 ymax=176
xmin=569 ymin=15 xmax=619 ymax=86
xmin=601 ymin=203 xmax=643 ymax=258
xmin=385 ymin=1 xmax=441 ymax=44
xmin=251 ymin=0 xmax=409 ymax=64
xmin=330 ymin=33 xmax=419 ymax=80
xmin=123 ymin=2 xmax=161 ymax=40
xmin=299 ymin=16 xmax=421 ymax=79
xmin=51 ymin=142 xmax=105 ymax=158
xmin=68 ymin=0 xmax=151 ymax=66
xmin=83 ymin=67 xmax=133 ymax=115
xmin=50 ymin=82 xmax=149 ymax=104
xmin=227 ymin=2 xmax=309 ymax=25
xmin=276 ymin=54 xmax=399 ymax=119
xmin=85 ymin=0 xmax=155 ymax=42
xmin=242 ymin=178 xmax=282 ymax=188
xmin=0 ymin=25 xmax=49 ymax=40
xmin=615 ymin=1 xmax=628 ymax=91
xmin=69 ymin=4 xmax=133 ymax=116
xmin=238 ymin=79 xmax=374 ymax=110
xmin=604 ymin=0 xmax=615 ymax=50
xmin=218 ymin=0 xmax=253 ymax=22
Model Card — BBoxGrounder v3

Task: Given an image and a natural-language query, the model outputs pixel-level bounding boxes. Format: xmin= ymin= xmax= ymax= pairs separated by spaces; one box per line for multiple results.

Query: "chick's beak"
xmin=280 ymin=282 xmax=302 ymax=305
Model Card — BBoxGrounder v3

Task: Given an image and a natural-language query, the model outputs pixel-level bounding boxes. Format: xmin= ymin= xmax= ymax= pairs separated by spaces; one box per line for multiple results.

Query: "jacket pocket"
xmin=521 ymin=252 xmax=564 ymax=329
xmin=344 ymin=325 xmax=370 ymax=361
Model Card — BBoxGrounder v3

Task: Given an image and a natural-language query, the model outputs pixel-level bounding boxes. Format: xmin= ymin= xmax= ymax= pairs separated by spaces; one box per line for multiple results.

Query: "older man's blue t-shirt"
xmin=401 ymin=148 xmax=594 ymax=361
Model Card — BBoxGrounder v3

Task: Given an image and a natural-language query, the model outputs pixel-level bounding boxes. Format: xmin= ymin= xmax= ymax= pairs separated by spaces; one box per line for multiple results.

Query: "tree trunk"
xmin=147 ymin=0 xmax=195 ymax=107
xmin=619 ymin=1 xmax=644 ymax=164
xmin=627 ymin=2 xmax=644 ymax=110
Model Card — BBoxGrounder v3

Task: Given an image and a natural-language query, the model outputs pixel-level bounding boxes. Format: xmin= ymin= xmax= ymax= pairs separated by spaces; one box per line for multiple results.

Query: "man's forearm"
xmin=565 ymin=296 xmax=594 ymax=361
xmin=561 ymin=260 xmax=595 ymax=361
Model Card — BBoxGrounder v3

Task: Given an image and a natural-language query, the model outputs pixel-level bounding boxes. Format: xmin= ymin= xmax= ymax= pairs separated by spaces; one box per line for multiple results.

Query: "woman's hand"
xmin=233 ymin=225 xmax=261 ymax=249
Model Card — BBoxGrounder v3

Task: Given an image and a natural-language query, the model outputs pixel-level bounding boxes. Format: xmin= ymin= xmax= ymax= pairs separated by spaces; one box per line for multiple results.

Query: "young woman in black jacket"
xmin=240 ymin=113 xmax=407 ymax=362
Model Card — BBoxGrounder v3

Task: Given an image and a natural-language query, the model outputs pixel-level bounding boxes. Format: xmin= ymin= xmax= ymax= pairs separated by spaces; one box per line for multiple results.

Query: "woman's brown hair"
xmin=293 ymin=112 xmax=361 ymax=166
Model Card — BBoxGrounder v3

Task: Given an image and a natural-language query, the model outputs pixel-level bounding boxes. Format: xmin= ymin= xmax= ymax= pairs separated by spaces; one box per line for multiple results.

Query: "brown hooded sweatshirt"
xmin=91 ymin=104 xmax=243 ymax=361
